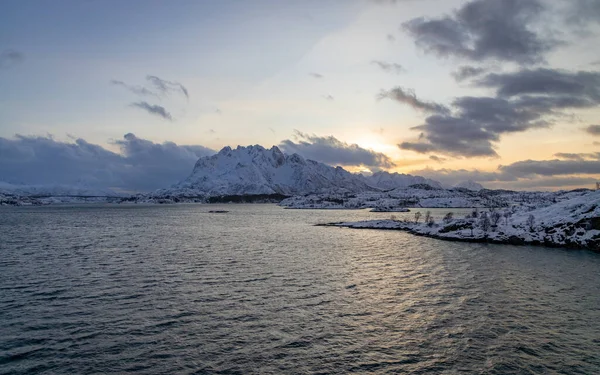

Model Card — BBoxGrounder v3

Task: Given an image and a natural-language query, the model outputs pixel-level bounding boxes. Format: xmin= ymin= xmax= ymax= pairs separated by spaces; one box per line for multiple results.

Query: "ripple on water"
xmin=0 ymin=204 xmax=599 ymax=374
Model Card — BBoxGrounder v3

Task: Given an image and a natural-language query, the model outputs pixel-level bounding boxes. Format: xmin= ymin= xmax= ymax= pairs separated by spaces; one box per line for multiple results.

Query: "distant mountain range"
xmin=154 ymin=145 xmax=452 ymax=198
xmin=0 ymin=145 xmax=485 ymax=199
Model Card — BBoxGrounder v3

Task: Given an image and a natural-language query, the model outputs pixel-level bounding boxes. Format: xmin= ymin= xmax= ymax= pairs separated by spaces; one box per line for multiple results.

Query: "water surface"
xmin=1 ymin=204 xmax=599 ymax=374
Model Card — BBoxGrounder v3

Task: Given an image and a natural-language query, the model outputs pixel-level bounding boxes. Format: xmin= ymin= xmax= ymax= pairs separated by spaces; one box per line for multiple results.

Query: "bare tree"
xmin=424 ymin=211 xmax=431 ymax=224
xmin=414 ymin=211 xmax=422 ymax=223
xmin=503 ymin=211 xmax=512 ymax=225
xmin=480 ymin=212 xmax=491 ymax=232
xmin=526 ymin=214 xmax=535 ymax=231
xmin=490 ymin=211 xmax=501 ymax=227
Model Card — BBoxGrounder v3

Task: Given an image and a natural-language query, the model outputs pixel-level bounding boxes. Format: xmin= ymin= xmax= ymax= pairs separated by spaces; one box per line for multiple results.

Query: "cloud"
xmin=279 ymin=131 xmax=395 ymax=169
xmin=130 ymin=102 xmax=173 ymax=121
xmin=429 ymin=155 xmax=446 ymax=163
xmin=146 ymin=75 xmax=189 ymax=99
xmin=410 ymin=167 xmax=509 ymax=185
xmin=499 ymin=159 xmax=600 ymax=177
xmin=402 ymin=0 xmax=558 ymax=64
xmin=371 ymin=60 xmax=405 ymax=74
xmin=585 ymin=124 xmax=600 ymax=135
xmin=399 ymin=95 xmax=550 ymax=157
xmin=378 ymin=87 xmax=450 ymax=114
xmin=323 ymin=94 xmax=334 ymax=101
xmin=566 ymin=0 xmax=600 ymax=25
xmin=370 ymin=0 xmax=428 ymax=4
xmin=452 ymin=66 xmax=486 ymax=81
xmin=554 ymin=152 xmax=600 ymax=161
xmin=309 ymin=72 xmax=324 ymax=79
xmin=396 ymin=66 xmax=600 ymax=158
xmin=0 ymin=133 xmax=215 ymax=192
xmin=0 ymin=49 xmax=24 ymax=68
xmin=111 ymin=80 xmax=159 ymax=98
xmin=477 ymin=68 xmax=600 ymax=102
xmin=386 ymin=34 xmax=396 ymax=42
xmin=410 ymin=161 xmax=600 ymax=190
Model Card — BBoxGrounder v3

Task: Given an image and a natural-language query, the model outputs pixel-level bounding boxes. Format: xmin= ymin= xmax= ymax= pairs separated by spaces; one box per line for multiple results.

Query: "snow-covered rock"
xmin=0 ymin=182 xmax=122 ymax=197
xmin=153 ymin=145 xmax=375 ymax=198
xmin=454 ymin=180 xmax=484 ymax=191
xmin=363 ymin=171 xmax=442 ymax=190
xmin=323 ymin=190 xmax=600 ymax=251
xmin=0 ymin=192 xmax=43 ymax=206
xmin=281 ymin=185 xmax=591 ymax=210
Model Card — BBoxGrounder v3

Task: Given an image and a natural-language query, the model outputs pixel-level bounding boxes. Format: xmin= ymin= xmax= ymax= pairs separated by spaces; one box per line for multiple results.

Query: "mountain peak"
xmin=173 ymin=145 xmax=372 ymax=197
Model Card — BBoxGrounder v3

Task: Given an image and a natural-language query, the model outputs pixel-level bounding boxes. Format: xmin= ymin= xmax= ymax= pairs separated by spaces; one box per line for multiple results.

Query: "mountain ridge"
xmin=155 ymin=145 xmax=442 ymax=198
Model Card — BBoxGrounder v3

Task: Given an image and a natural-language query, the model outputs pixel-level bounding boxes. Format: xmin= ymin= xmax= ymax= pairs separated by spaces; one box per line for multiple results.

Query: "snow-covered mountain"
xmin=156 ymin=145 xmax=375 ymax=197
xmin=454 ymin=180 xmax=484 ymax=191
xmin=363 ymin=171 xmax=442 ymax=190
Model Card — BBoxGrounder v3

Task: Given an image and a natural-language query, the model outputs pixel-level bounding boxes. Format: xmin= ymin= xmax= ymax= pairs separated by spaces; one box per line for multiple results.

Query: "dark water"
xmin=1 ymin=204 xmax=599 ymax=374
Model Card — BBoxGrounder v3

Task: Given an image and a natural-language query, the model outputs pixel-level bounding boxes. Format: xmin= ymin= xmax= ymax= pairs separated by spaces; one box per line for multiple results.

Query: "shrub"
xmin=443 ymin=212 xmax=454 ymax=224
xmin=414 ymin=212 xmax=422 ymax=223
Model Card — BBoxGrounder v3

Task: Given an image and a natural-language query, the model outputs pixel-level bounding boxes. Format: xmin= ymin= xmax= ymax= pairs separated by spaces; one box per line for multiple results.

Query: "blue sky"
xmin=2 ymin=0 xmax=600 ymax=191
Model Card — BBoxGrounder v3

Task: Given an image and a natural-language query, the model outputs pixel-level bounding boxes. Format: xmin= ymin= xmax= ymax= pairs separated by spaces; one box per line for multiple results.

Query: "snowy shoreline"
xmin=318 ymin=191 xmax=600 ymax=252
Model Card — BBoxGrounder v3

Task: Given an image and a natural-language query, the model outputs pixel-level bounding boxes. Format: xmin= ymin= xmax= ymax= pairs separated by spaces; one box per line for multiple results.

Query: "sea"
xmin=1 ymin=204 xmax=599 ymax=374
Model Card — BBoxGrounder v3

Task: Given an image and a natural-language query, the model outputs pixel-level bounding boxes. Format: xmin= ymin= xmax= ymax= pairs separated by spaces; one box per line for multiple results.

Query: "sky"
xmin=1 ymin=0 xmax=600 ymax=192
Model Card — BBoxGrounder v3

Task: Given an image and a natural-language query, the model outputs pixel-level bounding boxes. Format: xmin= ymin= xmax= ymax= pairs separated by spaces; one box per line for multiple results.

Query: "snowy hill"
xmin=0 ymin=182 xmax=122 ymax=197
xmin=326 ymin=189 xmax=600 ymax=251
xmin=154 ymin=145 xmax=375 ymax=198
xmin=363 ymin=171 xmax=442 ymax=190
xmin=454 ymin=180 xmax=484 ymax=191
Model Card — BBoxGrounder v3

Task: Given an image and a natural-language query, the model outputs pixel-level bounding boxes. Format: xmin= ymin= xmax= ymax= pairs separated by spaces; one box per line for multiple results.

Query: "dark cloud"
xmin=452 ymin=66 xmax=486 ymax=81
xmin=566 ymin=0 xmax=600 ymax=25
xmin=279 ymin=131 xmax=396 ymax=169
xmin=585 ymin=124 xmax=600 ymax=135
xmin=399 ymin=95 xmax=549 ymax=157
xmin=554 ymin=152 xmax=600 ymax=161
xmin=378 ymin=87 xmax=449 ymax=114
xmin=309 ymin=72 xmax=324 ymax=79
xmin=477 ymin=68 xmax=600 ymax=101
xmin=402 ymin=0 xmax=558 ymax=64
xmin=0 ymin=49 xmax=24 ymax=68
xmin=397 ymin=66 xmax=600 ymax=158
xmin=499 ymin=159 xmax=600 ymax=177
xmin=146 ymin=75 xmax=189 ymax=99
xmin=130 ymin=102 xmax=173 ymax=121
xmin=409 ymin=167 xmax=509 ymax=187
xmin=495 ymin=176 xmax=598 ymax=190
xmin=0 ymin=134 xmax=215 ymax=192
xmin=111 ymin=80 xmax=159 ymax=99
xmin=371 ymin=60 xmax=405 ymax=74
xmin=429 ymin=155 xmax=446 ymax=163
xmin=410 ymin=162 xmax=600 ymax=190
